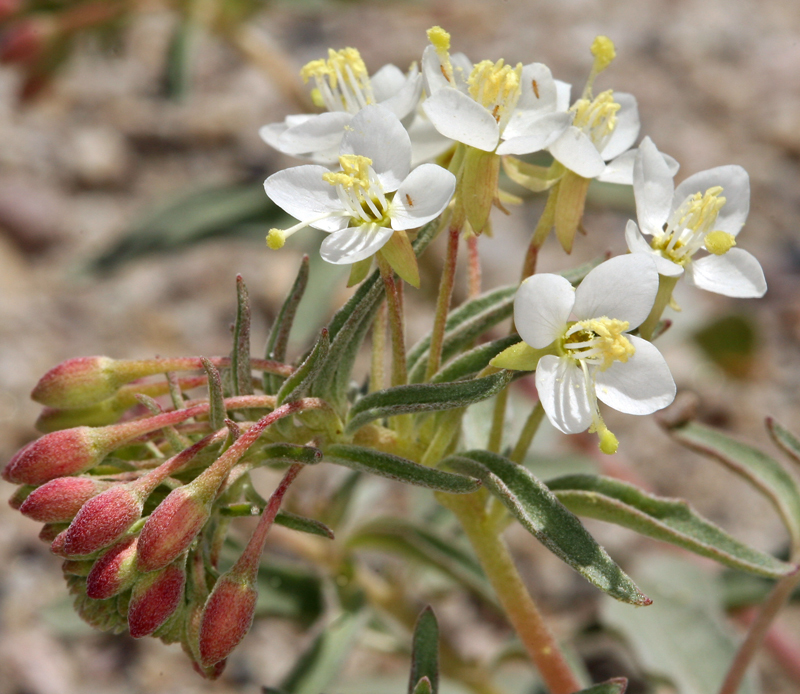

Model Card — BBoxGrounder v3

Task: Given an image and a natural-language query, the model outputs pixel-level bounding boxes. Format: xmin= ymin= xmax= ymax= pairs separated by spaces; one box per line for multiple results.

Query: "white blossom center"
xmin=467 ymin=59 xmax=523 ymax=130
xmin=300 ymin=48 xmax=375 ymax=114
xmin=570 ymin=89 xmax=620 ymax=150
xmin=322 ymin=155 xmax=391 ymax=225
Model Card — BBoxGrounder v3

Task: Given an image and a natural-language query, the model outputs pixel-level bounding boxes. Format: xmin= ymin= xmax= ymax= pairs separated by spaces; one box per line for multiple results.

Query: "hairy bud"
xmin=198 ymin=573 xmax=258 ymax=667
xmin=40 ymin=523 xmax=67 ymax=544
xmin=8 ymin=484 xmax=33 ymax=510
xmin=20 ymin=476 xmax=115 ymax=523
xmin=86 ymin=536 xmax=139 ymax=599
xmin=128 ymin=560 xmax=187 ymax=638
xmin=31 ymin=356 xmax=128 ymax=409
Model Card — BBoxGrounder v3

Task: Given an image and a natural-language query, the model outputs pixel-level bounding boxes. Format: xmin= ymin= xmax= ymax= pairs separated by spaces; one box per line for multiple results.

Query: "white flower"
xmin=420 ymin=26 xmax=572 ymax=155
xmin=259 ymin=48 xmax=423 ymax=165
xmin=625 ymin=137 xmax=767 ymax=298
xmin=514 ymin=254 xmax=676 ymax=452
xmin=264 ymin=105 xmax=456 ymax=272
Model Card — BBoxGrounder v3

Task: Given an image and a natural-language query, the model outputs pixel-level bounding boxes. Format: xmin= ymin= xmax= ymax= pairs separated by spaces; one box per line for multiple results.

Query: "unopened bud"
xmin=128 ymin=559 xmax=187 ymax=638
xmin=50 ymin=529 xmax=69 ymax=556
xmin=198 ymin=573 xmax=258 ymax=667
xmin=86 ymin=536 xmax=139 ymax=599
xmin=62 ymin=559 xmax=94 ymax=577
xmin=8 ymin=484 xmax=34 ymax=510
xmin=72 ymin=582 xmax=127 ymax=634
xmin=40 ymin=523 xmax=67 ymax=544
xmin=35 ymin=400 xmax=127 ymax=433
xmin=63 ymin=484 xmax=145 ymax=556
xmin=3 ymin=428 xmax=116 ymax=485
xmin=19 ymin=476 xmax=115 ymax=523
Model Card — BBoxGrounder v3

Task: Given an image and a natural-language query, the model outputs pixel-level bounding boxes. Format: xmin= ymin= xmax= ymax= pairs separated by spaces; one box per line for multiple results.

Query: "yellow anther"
xmin=300 ymin=47 xmax=368 ymax=86
xmin=591 ymin=36 xmax=616 ymax=73
xmin=427 ymin=25 xmax=454 ymax=84
xmin=323 ymin=155 xmax=373 ymax=190
xmin=310 ymin=88 xmax=325 ymax=108
xmin=299 ymin=48 xmax=373 ymax=113
xmin=571 ymin=90 xmax=620 ymax=143
xmin=266 ymin=228 xmax=286 ymax=250
xmin=467 ymin=59 xmax=523 ymax=122
xmin=705 ymin=231 xmax=736 ymax=255
xmin=571 ymin=317 xmax=634 ymax=371
xmin=598 ymin=428 xmax=619 ymax=455
xmin=680 ymin=188 xmax=726 ymax=233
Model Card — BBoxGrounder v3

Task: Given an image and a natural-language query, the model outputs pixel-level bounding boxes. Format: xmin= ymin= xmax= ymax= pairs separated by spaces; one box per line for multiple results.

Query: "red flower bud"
xmin=62 ymin=559 xmax=94 ymax=577
xmin=2 ymin=427 xmax=117 ymax=485
xmin=0 ymin=19 xmax=50 ymax=65
xmin=128 ymin=560 xmax=186 ymax=638
xmin=7 ymin=484 xmax=33 ymax=510
xmin=19 ymin=476 xmax=115 ymax=523
xmin=86 ymin=536 xmax=139 ymax=599
xmin=63 ymin=484 xmax=145 ymax=556
xmin=198 ymin=574 xmax=258 ymax=667
xmin=50 ymin=528 xmax=68 ymax=555
xmin=40 ymin=523 xmax=67 ymax=544
xmin=31 ymin=357 xmax=128 ymax=409
xmin=135 ymin=486 xmax=212 ymax=574
xmin=192 ymin=659 xmax=227 ymax=681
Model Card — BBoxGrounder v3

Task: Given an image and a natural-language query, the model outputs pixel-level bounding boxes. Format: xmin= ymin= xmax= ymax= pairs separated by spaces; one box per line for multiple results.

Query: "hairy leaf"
xmin=277 ymin=329 xmax=329 ymax=405
xmin=231 ymin=275 xmax=253 ymax=396
xmin=409 ymin=606 xmax=439 ymax=694
xmin=767 ymin=417 xmax=800 ymax=467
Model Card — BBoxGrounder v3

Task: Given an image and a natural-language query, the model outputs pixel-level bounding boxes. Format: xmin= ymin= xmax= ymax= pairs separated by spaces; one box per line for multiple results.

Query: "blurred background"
xmin=1 ymin=0 xmax=800 ymax=692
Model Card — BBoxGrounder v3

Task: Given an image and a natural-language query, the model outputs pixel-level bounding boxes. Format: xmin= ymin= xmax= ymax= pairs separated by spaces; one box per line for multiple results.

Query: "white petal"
xmin=422 ymin=89 xmax=500 ymax=152
xmin=625 ymin=220 xmax=684 ymax=277
xmin=599 ymin=93 xmax=640 ymax=161
xmin=264 ymin=166 xmax=347 ymax=231
xmin=259 ymin=121 xmax=290 ymax=150
xmin=634 ymin=137 xmax=674 ymax=235
xmin=514 ymin=274 xmax=575 ymax=349
xmin=595 ymin=336 xmax=675 ymax=415
xmin=596 ymin=149 xmax=635 ymax=185
xmin=535 ymin=356 xmax=593 ymax=434
xmin=664 ymin=153 xmax=680 ymax=177
xmin=422 ymin=45 xmax=448 ymax=95
xmin=340 ymin=105 xmax=411 ymax=191
xmin=548 ymin=126 xmax=606 ymax=178
xmin=379 ymin=69 xmax=423 ymax=121
xmin=371 ymin=64 xmax=406 ymax=102
xmin=573 ymin=254 xmax=659 ymax=328
xmin=390 ymin=164 xmax=456 ymax=230
xmin=555 ymin=80 xmax=572 ymax=112
xmin=276 ymin=111 xmax=353 ymax=155
xmin=407 ymin=116 xmax=455 ymax=166
xmin=319 ymin=223 xmax=395 ymax=264
xmin=685 ymin=248 xmax=767 ymax=298
xmin=673 ymin=165 xmax=750 ymax=236
xmin=516 ymin=63 xmax=558 ymax=112
xmin=450 ymin=52 xmax=473 ymax=91
xmin=497 ymin=112 xmax=572 ymax=155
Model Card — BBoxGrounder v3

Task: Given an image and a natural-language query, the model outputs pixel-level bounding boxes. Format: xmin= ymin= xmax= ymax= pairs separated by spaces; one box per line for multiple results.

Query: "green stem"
xmin=421 ymin=409 xmax=463 ymax=467
xmin=638 ymin=275 xmax=679 ymax=341
xmin=370 ymin=302 xmax=387 ymax=393
xmin=510 ymin=402 xmax=545 ymax=464
xmin=467 ymin=234 xmax=482 ymax=298
xmin=488 ymin=387 xmax=509 ymax=454
xmin=520 ymin=177 xmax=561 ymax=281
xmin=377 ymin=255 xmax=407 ymax=388
xmin=438 ymin=492 xmax=584 ymax=694
xmin=719 ymin=567 xmax=800 ymax=694
xmin=426 ymin=220 xmax=463 ymax=381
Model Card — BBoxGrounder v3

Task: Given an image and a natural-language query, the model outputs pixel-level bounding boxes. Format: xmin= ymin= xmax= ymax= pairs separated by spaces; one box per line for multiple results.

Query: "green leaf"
xmin=346 ymin=371 xmax=512 ymax=434
xmin=666 ymin=420 xmax=800 ymax=545
xmin=548 ymin=474 xmax=795 ymax=579
xmin=572 ymin=680 xmax=628 ymax=694
xmin=430 ymin=335 xmax=521 ymax=383
xmin=602 ymin=556 xmax=758 ymax=694
xmin=442 ymin=450 xmax=650 ymax=605
xmin=767 ymin=417 xmax=800 ymax=467
xmin=258 ymin=443 xmax=323 ymax=467
xmin=347 ymin=518 xmax=495 ymax=605
xmin=409 ymin=606 xmax=439 ymax=694
xmin=231 ymin=275 xmax=253 ymax=396
xmin=276 ymin=329 xmax=329 ymax=406
xmin=264 ymin=256 xmax=310 ymax=394
xmin=321 ymin=471 xmax=362 ymax=530
xmin=279 ymin=611 xmax=366 ymax=694
xmin=412 ymin=677 xmax=433 ymax=694
xmin=220 ymin=505 xmax=334 ymax=539
xmin=407 ymin=285 xmax=517 ymax=383
xmin=201 ymin=357 xmax=226 ymax=432
xmin=325 ymin=445 xmax=481 ymax=494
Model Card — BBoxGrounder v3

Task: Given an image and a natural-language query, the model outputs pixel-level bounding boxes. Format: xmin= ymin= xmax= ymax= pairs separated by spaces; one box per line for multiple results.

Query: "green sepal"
xmin=347 ymin=257 xmax=372 ymax=287
xmin=502 ymin=156 xmax=561 ymax=193
xmin=490 ymin=341 xmax=550 ymax=371
xmin=767 ymin=417 xmax=800 ymax=466
xmin=554 ymin=170 xmax=591 ymax=253
xmin=324 ymin=444 xmax=481 ymax=493
xmin=201 ymin=357 xmax=226 ymax=432
xmin=231 ymin=274 xmax=253 ymax=395
xmin=347 ymin=518 xmax=495 ymax=605
xmin=461 ymin=148 xmax=500 ymax=235
xmin=431 ymin=335 xmax=521 ymax=383
xmin=277 ymin=329 xmax=330 ymax=406
xmin=548 ymin=474 xmax=796 ymax=578
xmin=409 ymin=606 xmax=439 ymax=694
xmin=379 ymin=229 xmax=420 ymax=288
xmin=264 ymin=255 xmax=310 ymax=394
xmin=345 ymin=371 xmax=512 ymax=434
xmin=665 ymin=420 xmax=800 ymax=546
xmin=442 ymin=450 xmax=650 ymax=605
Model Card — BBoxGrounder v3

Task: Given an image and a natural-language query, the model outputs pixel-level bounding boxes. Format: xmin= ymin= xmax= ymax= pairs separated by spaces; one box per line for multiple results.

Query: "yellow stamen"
xmin=299 ymin=48 xmax=373 ymax=113
xmin=598 ymin=427 xmax=619 ymax=454
xmin=322 ymin=155 xmax=373 ymax=189
xmin=566 ymin=317 xmax=634 ymax=371
xmin=704 ymin=230 xmax=736 ymax=255
xmin=266 ymin=228 xmax=286 ymax=250
xmin=583 ymin=35 xmax=617 ymax=98
xmin=571 ymin=89 xmax=620 ymax=145
xmin=467 ymin=59 xmax=523 ymax=126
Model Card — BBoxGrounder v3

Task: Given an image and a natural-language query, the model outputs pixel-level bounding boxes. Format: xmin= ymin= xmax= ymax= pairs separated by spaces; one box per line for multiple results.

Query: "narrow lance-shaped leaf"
xmin=321 ymin=470 xmax=362 ymax=530
xmin=767 ymin=417 xmax=800 ymax=467
xmin=277 ymin=329 xmax=329 ymax=406
xmin=347 ymin=518 xmax=496 ymax=606
xmin=257 ymin=443 xmax=323 ymax=468
xmin=331 ymin=296 xmax=382 ymax=403
xmin=431 ymin=335 xmax=521 ymax=384
xmin=547 ymin=474 xmax=796 ymax=579
xmin=325 ymin=445 xmax=481 ymax=494
xmin=665 ymin=420 xmax=800 ymax=545
xmin=201 ymin=357 xmax=226 ymax=432
xmin=409 ymin=606 xmax=439 ymax=694
xmin=220 ymin=505 xmax=334 ymax=539
xmin=442 ymin=450 xmax=650 ymax=606
xmin=231 ymin=275 xmax=253 ymax=396
xmin=346 ymin=371 xmax=512 ymax=434
xmin=264 ymin=256 xmax=310 ymax=394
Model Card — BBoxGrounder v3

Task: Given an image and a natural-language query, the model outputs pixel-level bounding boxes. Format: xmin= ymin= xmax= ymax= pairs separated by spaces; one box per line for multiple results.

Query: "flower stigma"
xmin=427 ymin=26 xmax=454 ymax=83
xmin=651 ymin=186 xmax=730 ymax=265
xmin=300 ymin=48 xmax=375 ymax=114
xmin=468 ymin=59 xmax=523 ymax=128
xmin=322 ymin=154 xmax=391 ymax=225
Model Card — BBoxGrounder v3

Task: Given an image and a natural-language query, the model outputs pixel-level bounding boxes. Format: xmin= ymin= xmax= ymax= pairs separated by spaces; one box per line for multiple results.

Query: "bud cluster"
xmin=4 ymin=350 xmax=323 ymax=678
